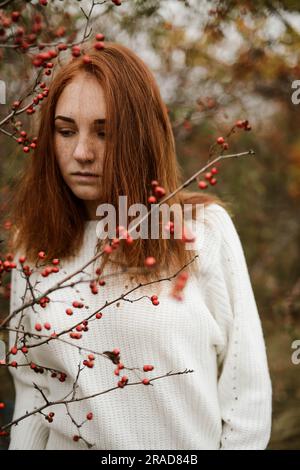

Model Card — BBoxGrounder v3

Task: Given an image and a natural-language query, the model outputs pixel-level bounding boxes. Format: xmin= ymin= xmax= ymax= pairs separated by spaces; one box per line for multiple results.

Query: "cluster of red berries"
xmin=89 ymin=280 xmax=98 ymax=295
xmin=216 ymin=136 xmax=229 ymax=150
xmin=71 ymin=34 xmax=106 ymax=64
xmin=148 ymin=180 xmax=166 ymax=204
xmin=117 ymin=374 xmax=128 ymax=388
xmin=171 ymin=271 xmax=189 ymax=301
xmin=10 ymin=345 xmax=33 ymax=356
xmin=115 ymin=226 xmax=134 ymax=245
xmin=45 ymin=411 xmax=55 ymax=423
xmin=198 ymin=166 xmax=218 ymax=190
xmin=150 ymin=294 xmax=159 ymax=306
xmin=65 ymin=300 xmax=86 ymax=317
xmin=39 ymin=296 xmax=50 ymax=308
xmin=114 ymin=361 xmax=125 ymax=376
xmin=41 ymin=264 xmax=59 ymax=277
xmin=103 ymin=237 xmax=120 ymax=254
xmin=14 ymin=82 xmax=49 ymax=130
xmin=141 ymin=364 xmax=154 ymax=385
xmin=16 ymin=130 xmax=38 ymax=154
xmin=34 ymin=322 xmax=51 ymax=332
xmin=70 ymin=320 xmax=89 ymax=340
xmin=235 ymin=119 xmax=251 ymax=131
xmin=83 ymin=353 xmax=96 ymax=368
xmin=51 ymin=371 xmax=67 ymax=382
xmin=0 ymin=254 xmax=16 ymax=273
xmin=18 ymin=255 xmax=33 ymax=277
xmin=30 ymin=362 xmax=45 ymax=374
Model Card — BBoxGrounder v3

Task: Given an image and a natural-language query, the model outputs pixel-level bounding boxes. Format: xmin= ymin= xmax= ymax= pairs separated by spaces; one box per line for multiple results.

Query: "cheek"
xmin=55 ymin=138 xmax=71 ymax=173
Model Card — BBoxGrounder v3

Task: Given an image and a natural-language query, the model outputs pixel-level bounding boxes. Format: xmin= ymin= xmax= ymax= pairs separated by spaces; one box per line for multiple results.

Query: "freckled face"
xmin=54 ymin=72 xmax=106 ymax=219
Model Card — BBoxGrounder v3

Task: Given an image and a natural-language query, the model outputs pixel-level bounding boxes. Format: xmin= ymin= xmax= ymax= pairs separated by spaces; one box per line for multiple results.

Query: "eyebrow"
xmin=54 ymin=115 xmax=106 ymax=124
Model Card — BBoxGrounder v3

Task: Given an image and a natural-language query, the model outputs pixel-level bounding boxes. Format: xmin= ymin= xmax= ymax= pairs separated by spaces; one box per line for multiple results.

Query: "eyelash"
xmin=57 ymin=130 xmax=105 ymax=139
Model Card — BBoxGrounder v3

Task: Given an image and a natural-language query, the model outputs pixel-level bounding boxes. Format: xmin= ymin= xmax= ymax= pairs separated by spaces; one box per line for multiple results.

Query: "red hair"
xmin=9 ymin=41 xmax=227 ymax=283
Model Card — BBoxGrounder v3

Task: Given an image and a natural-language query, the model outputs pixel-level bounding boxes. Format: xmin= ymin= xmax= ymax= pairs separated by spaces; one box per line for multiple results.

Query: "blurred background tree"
xmin=0 ymin=0 xmax=300 ymax=449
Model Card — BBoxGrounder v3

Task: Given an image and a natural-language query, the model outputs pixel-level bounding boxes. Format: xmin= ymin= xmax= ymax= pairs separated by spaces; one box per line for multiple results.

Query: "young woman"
xmin=7 ymin=41 xmax=272 ymax=450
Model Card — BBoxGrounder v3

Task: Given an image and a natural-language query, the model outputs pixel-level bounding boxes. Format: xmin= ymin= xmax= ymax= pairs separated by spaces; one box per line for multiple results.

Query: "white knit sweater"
xmin=8 ymin=203 xmax=272 ymax=450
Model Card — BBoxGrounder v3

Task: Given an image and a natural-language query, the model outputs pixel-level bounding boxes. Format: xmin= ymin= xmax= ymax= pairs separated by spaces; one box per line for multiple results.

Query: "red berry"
xmin=198 ymin=181 xmax=208 ymax=190
xmin=217 ymin=136 xmax=225 ymax=145
xmin=0 ymin=402 xmax=5 ymax=409
xmin=44 ymin=322 xmax=51 ymax=330
xmin=211 ymin=167 xmax=218 ymax=175
xmin=38 ymin=251 xmax=46 ymax=259
xmin=142 ymin=378 xmax=150 ymax=385
xmin=95 ymin=33 xmax=105 ymax=41
xmin=35 ymin=323 xmax=42 ymax=331
xmin=82 ymin=54 xmax=92 ymax=64
xmin=144 ymin=256 xmax=156 ymax=268
xmin=10 ymin=346 xmax=18 ymax=355
xmin=86 ymin=412 xmax=93 ymax=420
xmin=113 ymin=348 xmax=120 ymax=356
xmin=95 ymin=312 xmax=102 ymax=319
xmin=88 ymin=354 xmax=95 ymax=361
xmin=148 ymin=196 xmax=157 ymax=204
xmin=52 ymin=258 xmax=60 ymax=265
xmin=23 ymin=146 xmax=30 ymax=153
xmin=66 ymin=308 xmax=73 ymax=316
xmin=72 ymin=45 xmax=81 ymax=57
xmin=94 ymin=42 xmax=105 ymax=50
xmin=154 ymin=186 xmax=166 ymax=198
xmin=73 ymin=435 xmax=80 ymax=442
xmin=11 ymin=11 xmax=21 ymax=22
xmin=235 ymin=120 xmax=244 ymax=128
xmin=210 ymin=178 xmax=217 ymax=185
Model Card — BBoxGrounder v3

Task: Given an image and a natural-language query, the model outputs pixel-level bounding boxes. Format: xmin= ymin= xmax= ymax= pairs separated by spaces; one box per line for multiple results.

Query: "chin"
xmin=73 ymin=190 xmax=101 ymax=200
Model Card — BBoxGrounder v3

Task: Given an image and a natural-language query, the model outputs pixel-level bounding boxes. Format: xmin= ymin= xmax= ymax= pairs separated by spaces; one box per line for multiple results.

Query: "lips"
xmin=72 ymin=172 xmax=99 ymax=177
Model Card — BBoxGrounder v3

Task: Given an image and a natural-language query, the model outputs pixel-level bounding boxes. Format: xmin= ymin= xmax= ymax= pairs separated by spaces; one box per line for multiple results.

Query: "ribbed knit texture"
xmin=8 ymin=203 xmax=272 ymax=450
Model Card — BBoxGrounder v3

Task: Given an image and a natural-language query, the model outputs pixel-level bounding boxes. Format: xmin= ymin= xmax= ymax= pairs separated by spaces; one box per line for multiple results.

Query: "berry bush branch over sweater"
xmin=8 ymin=203 xmax=272 ymax=450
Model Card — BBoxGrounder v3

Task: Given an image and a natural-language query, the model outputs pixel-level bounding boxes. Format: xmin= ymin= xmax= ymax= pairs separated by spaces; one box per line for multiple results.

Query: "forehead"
xmin=55 ymin=72 xmax=106 ymax=121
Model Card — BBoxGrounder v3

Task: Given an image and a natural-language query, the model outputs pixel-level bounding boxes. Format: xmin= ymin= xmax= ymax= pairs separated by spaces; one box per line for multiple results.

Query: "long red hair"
xmin=9 ymin=41 xmax=227 ymax=283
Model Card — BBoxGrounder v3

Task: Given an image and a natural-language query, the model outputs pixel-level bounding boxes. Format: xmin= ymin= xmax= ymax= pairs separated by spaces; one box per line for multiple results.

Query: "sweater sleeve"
xmin=8 ymin=258 xmax=50 ymax=450
xmin=202 ymin=204 xmax=272 ymax=450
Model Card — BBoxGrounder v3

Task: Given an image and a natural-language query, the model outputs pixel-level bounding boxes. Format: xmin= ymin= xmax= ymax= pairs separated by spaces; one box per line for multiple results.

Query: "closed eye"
xmin=56 ymin=129 xmax=105 ymax=139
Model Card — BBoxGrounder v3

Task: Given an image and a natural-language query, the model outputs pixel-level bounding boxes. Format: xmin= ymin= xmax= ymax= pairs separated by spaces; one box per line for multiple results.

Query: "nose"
xmin=73 ymin=135 xmax=95 ymax=164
